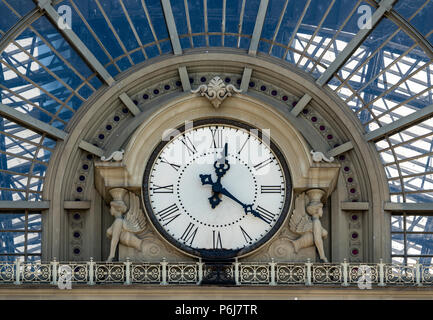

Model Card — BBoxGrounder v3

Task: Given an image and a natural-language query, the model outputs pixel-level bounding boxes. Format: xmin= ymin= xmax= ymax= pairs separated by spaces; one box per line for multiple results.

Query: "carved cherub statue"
xmin=288 ymin=189 xmax=328 ymax=263
xmin=106 ymin=188 xmax=147 ymax=262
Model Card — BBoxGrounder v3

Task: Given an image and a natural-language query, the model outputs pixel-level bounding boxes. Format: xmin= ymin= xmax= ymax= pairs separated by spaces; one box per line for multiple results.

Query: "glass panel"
xmin=0 ymin=1 xmax=21 ymax=38
xmin=391 ymin=233 xmax=404 ymax=256
xmin=26 ymin=232 xmax=41 ymax=254
xmin=31 ymin=16 xmax=94 ymax=80
xmin=145 ymin=0 xmax=170 ymax=40
xmin=400 ymin=1 xmax=433 ymax=41
xmin=0 ymin=232 xmax=26 ymax=254
xmin=406 ymin=216 xmax=433 ymax=233
xmin=394 ymin=0 xmax=429 ymax=20
xmin=187 ymin=0 xmax=205 ymax=36
xmin=392 ymin=256 xmax=404 ymax=264
xmin=25 ymin=255 xmax=41 ymax=262
xmin=170 ymin=0 xmax=189 ymax=36
xmin=207 ymin=0 xmax=222 ymax=33
xmin=405 ymin=192 xmax=433 ymax=204
xmin=391 ymin=215 xmax=404 ymax=232
xmin=0 ymin=118 xmax=50 ymax=200
xmin=0 ymin=213 xmax=26 ymax=230
xmin=406 ymin=233 xmax=433 ymax=256
xmin=419 ymin=256 xmax=433 ymax=266
xmin=225 ymin=0 xmax=242 ymax=34
xmin=70 ymin=0 xmax=124 ymax=60
xmin=242 ymin=0 xmax=260 ymax=36
xmin=3 ymin=0 xmax=35 ymax=16
xmin=27 ymin=214 xmax=42 ymax=231
xmin=260 ymin=0 xmax=288 ymax=41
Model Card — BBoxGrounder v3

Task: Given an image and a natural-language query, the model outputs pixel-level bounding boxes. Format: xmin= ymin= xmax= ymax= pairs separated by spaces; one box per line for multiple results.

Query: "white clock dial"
xmin=142 ymin=119 xmax=292 ymax=259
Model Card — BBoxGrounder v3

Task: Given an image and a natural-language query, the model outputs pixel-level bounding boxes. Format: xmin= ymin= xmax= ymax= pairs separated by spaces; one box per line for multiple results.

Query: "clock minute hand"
xmin=218 ymin=187 xmax=245 ymax=208
xmin=219 ymin=187 xmax=269 ymax=224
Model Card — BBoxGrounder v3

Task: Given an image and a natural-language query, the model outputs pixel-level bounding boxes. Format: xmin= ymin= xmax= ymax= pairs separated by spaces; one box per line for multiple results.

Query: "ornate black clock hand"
xmin=199 ymin=174 xmax=222 ymax=208
xmin=214 ymin=143 xmax=230 ymax=179
xmin=218 ymin=187 xmax=268 ymax=224
xmin=199 ymin=143 xmax=230 ymax=209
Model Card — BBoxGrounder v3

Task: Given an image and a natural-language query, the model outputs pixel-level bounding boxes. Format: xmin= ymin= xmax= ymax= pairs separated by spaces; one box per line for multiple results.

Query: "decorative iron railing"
xmin=1 ymin=258 xmax=432 ymax=287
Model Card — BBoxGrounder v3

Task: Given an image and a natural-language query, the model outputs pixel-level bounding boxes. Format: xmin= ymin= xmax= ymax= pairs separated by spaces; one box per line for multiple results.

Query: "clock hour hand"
xmin=199 ymin=174 xmax=213 ymax=186
xmin=199 ymin=174 xmax=222 ymax=208
xmin=199 ymin=143 xmax=230 ymax=210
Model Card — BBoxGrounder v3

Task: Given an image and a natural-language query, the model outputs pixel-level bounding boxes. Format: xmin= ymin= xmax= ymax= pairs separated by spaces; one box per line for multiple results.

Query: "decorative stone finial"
xmin=101 ymin=149 xmax=124 ymax=162
xmin=191 ymin=76 xmax=242 ymax=108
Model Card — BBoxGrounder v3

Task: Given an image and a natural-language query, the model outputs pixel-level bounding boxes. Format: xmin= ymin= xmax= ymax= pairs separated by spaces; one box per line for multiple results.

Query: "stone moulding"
xmin=191 ymin=76 xmax=242 ymax=108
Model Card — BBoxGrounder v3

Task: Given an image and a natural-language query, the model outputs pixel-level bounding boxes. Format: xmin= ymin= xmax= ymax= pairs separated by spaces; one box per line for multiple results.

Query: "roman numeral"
xmin=239 ymin=226 xmax=252 ymax=244
xmin=237 ymin=135 xmax=250 ymax=154
xmin=160 ymin=157 xmax=181 ymax=171
xmin=180 ymin=222 xmax=199 ymax=245
xmin=253 ymin=158 xmax=273 ymax=171
xmin=260 ymin=185 xmax=282 ymax=193
xmin=210 ymin=128 xmax=223 ymax=148
xmin=152 ymin=184 xmax=174 ymax=194
xmin=256 ymin=206 xmax=276 ymax=224
xmin=157 ymin=204 xmax=180 ymax=226
xmin=180 ymin=135 xmax=197 ymax=156
xmin=212 ymin=230 xmax=223 ymax=249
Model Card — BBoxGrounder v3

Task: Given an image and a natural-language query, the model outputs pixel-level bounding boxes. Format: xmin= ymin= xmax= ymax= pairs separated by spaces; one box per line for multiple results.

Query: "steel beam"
xmin=0 ymin=103 xmax=67 ymax=140
xmin=316 ymin=0 xmax=397 ymax=87
xmin=178 ymin=66 xmax=191 ymax=92
xmin=36 ymin=0 xmax=115 ymax=86
xmin=365 ymin=104 xmax=433 ymax=142
xmin=291 ymin=94 xmax=312 ymax=117
xmin=119 ymin=93 xmax=141 ymax=116
xmin=240 ymin=67 xmax=252 ymax=92
xmin=384 ymin=202 xmax=433 ymax=213
xmin=161 ymin=0 xmax=182 ymax=55
xmin=0 ymin=201 xmax=50 ymax=210
xmin=327 ymin=141 xmax=354 ymax=158
xmin=78 ymin=140 xmax=104 ymax=158
xmin=248 ymin=0 xmax=269 ymax=56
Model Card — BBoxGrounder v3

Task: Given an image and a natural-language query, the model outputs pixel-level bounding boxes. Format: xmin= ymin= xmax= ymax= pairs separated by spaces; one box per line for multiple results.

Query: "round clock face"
xmin=142 ymin=119 xmax=292 ymax=260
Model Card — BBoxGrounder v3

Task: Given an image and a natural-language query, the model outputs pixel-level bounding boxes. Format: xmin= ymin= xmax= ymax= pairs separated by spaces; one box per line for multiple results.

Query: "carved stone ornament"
xmin=101 ymin=149 xmax=124 ymax=162
xmin=106 ymin=188 xmax=147 ymax=262
xmin=191 ymin=76 xmax=242 ymax=108
xmin=310 ymin=150 xmax=334 ymax=163
xmin=288 ymin=189 xmax=328 ymax=263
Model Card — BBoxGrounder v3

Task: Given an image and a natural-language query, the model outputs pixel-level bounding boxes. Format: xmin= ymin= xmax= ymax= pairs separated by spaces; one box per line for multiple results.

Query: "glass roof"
xmin=1 ymin=0 xmax=433 ymax=260
xmin=0 ymin=0 xmax=433 ymax=202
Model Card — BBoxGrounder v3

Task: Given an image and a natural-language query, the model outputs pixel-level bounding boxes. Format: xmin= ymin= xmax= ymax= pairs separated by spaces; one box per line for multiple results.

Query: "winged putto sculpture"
xmin=289 ymin=189 xmax=328 ymax=263
xmin=106 ymin=188 xmax=147 ymax=262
